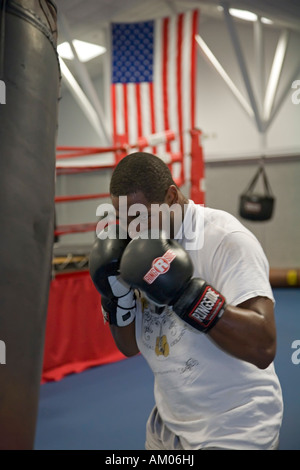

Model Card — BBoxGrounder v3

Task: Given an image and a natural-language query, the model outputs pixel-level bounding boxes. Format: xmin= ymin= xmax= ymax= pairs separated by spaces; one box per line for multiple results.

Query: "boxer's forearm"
xmin=208 ymin=296 xmax=276 ymax=369
xmin=109 ymin=321 xmax=139 ymax=357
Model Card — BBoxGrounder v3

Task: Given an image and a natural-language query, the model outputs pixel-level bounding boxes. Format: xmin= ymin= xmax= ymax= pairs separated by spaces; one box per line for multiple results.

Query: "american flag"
xmin=111 ymin=10 xmax=199 ymax=181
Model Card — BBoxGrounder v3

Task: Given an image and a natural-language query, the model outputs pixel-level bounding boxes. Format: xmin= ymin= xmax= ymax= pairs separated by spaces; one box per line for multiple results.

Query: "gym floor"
xmin=34 ymin=288 xmax=300 ymax=450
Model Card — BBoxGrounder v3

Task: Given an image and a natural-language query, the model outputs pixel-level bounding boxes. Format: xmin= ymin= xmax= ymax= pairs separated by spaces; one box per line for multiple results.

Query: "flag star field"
xmin=112 ymin=22 xmax=154 ymax=84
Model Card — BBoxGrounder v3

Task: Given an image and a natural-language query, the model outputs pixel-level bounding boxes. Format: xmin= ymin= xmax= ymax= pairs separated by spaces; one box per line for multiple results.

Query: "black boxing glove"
xmin=89 ymin=224 xmax=136 ymax=327
xmin=120 ymin=232 xmax=226 ymax=333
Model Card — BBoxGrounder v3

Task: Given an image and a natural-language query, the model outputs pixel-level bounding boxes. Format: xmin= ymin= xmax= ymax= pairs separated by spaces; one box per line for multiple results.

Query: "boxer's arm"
xmin=208 ymin=296 xmax=276 ymax=369
xmin=109 ymin=321 xmax=140 ymax=357
xmin=120 ymin=233 xmax=276 ymax=370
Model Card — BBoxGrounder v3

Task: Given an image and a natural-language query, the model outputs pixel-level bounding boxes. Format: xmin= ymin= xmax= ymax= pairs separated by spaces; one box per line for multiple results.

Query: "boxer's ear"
xmin=164 ymin=185 xmax=178 ymax=206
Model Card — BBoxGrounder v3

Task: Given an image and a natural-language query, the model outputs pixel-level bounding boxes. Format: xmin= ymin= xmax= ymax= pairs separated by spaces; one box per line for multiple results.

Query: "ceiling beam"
xmin=263 ymin=29 xmax=289 ymax=123
xmin=195 ymin=34 xmax=254 ymax=119
xmin=59 ymin=58 xmax=108 ymax=142
xmin=222 ymin=2 xmax=263 ymax=132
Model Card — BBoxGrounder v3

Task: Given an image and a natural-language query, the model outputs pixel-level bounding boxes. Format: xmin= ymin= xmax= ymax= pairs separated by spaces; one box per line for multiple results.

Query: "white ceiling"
xmin=57 ymin=0 xmax=300 ymax=38
xmin=56 ymin=0 xmax=300 ymax=80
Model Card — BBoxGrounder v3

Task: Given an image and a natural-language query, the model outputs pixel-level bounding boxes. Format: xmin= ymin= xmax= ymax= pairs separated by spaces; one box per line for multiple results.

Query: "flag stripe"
xmin=182 ymin=12 xmax=192 ymax=156
xmin=123 ymin=83 xmax=129 ymax=142
xmin=162 ymin=18 xmax=171 ymax=153
xmin=127 ymin=84 xmax=137 ymax=145
xmin=141 ymin=82 xmax=151 ymax=141
xmin=111 ymin=84 xmax=117 ymax=139
xmin=136 ymin=83 xmax=142 ymax=139
xmin=191 ymin=10 xmax=199 ymax=129
xmin=153 ymin=17 xmax=164 ymax=157
xmin=149 ymin=82 xmax=157 ymax=153
xmin=177 ymin=13 xmax=184 ymax=158
xmin=168 ymin=15 xmax=179 ymax=156
xmin=116 ymin=84 xmax=125 ymax=136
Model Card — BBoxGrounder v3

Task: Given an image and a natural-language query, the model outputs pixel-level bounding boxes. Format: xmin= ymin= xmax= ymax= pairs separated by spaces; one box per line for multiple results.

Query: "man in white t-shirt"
xmin=89 ymin=152 xmax=283 ymax=450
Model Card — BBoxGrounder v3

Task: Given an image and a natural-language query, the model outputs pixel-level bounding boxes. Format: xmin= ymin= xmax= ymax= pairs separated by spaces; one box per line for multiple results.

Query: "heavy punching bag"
xmin=0 ymin=0 xmax=60 ymax=449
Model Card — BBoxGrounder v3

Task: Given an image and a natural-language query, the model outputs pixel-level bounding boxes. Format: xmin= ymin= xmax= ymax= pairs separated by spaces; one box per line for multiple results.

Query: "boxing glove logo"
xmin=143 ymin=249 xmax=176 ymax=284
xmin=189 ymin=285 xmax=226 ymax=329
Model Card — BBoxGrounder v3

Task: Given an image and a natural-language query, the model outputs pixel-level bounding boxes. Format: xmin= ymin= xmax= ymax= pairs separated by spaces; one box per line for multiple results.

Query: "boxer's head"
xmin=110 ymin=151 xmax=176 ymax=203
xmin=110 ymin=152 xmax=188 ymax=239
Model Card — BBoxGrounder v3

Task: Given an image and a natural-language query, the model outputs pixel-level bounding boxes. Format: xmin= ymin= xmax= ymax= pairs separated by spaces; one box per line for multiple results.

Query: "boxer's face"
xmin=111 ymin=185 xmax=182 ymax=239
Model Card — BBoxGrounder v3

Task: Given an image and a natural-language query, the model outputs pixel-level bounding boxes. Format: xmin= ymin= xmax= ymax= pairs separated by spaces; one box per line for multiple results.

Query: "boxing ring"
xmin=42 ymin=129 xmax=205 ymax=382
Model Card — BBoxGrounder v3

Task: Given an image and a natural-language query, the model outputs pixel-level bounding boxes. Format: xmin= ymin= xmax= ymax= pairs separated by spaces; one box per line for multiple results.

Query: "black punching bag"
xmin=0 ymin=0 xmax=60 ymax=449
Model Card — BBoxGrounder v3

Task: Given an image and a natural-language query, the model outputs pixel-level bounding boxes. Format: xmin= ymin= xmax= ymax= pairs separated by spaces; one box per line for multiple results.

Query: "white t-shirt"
xmin=135 ymin=201 xmax=283 ymax=450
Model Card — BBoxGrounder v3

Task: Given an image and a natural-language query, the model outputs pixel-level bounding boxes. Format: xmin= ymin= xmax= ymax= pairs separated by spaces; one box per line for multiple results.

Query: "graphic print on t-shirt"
xmin=141 ymin=296 xmax=187 ymax=360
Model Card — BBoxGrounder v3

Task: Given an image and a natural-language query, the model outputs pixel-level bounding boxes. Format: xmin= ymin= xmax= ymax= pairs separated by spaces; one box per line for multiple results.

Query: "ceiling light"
xmin=57 ymin=40 xmax=106 ymax=63
xmin=229 ymin=8 xmax=258 ymax=22
xmin=261 ymin=17 xmax=273 ymax=25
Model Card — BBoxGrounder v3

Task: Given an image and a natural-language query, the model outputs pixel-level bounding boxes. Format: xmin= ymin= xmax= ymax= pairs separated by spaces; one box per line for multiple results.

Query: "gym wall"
xmin=55 ymin=16 xmax=300 ymax=269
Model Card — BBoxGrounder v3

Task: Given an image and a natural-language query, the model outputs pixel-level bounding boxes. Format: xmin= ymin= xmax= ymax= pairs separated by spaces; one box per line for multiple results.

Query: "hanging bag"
xmin=239 ymin=163 xmax=275 ymax=221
